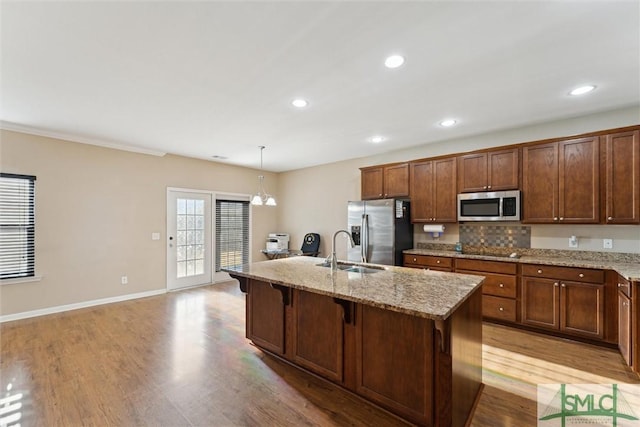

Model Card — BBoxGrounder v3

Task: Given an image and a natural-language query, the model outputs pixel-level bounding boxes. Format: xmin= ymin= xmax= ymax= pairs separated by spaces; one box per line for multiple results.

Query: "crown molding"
xmin=0 ymin=121 xmax=167 ymax=157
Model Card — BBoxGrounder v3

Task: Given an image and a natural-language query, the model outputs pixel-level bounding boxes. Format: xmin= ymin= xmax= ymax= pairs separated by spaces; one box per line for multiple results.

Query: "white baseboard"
xmin=0 ymin=288 xmax=167 ymax=323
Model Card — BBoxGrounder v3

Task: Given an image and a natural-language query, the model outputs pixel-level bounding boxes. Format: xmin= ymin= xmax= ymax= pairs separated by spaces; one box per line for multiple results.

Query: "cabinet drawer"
xmin=617 ymin=275 xmax=631 ymax=298
xmin=521 ymin=264 xmax=604 ymax=284
xmin=482 ymin=274 xmax=517 ymax=298
xmin=483 ymin=295 xmax=516 ymax=322
xmin=403 ymin=254 xmax=453 ymax=269
xmin=455 ymin=258 xmax=517 ymax=275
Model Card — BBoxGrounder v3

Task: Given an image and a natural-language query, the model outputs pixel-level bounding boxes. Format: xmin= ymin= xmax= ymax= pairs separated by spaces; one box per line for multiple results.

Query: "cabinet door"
xmin=618 ymin=291 xmax=632 ymax=366
xmin=361 ymin=167 xmax=384 ymax=200
xmin=558 ymin=137 xmax=600 ymax=223
xmin=384 ymin=163 xmax=409 ymax=198
xmin=458 ymin=153 xmax=488 ymax=193
xmin=521 ymin=277 xmax=559 ymax=330
xmin=355 ymin=304 xmax=433 ymax=426
xmin=488 ymin=148 xmax=519 ymax=191
xmin=247 ymin=280 xmax=287 ymax=355
xmin=292 ymin=290 xmax=344 ymax=382
xmin=432 ymin=157 xmax=458 ymax=222
xmin=522 ymin=142 xmax=558 ymax=223
xmin=605 ymin=130 xmax=640 ymax=224
xmin=560 ymin=281 xmax=604 ymax=339
xmin=409 ymin=160 xmax=434 ymax=222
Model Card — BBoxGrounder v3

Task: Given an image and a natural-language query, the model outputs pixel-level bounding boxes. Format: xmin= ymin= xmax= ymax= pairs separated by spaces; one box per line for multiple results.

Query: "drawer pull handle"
xmin=413 ymin=258 xmax=417 ymax=262
xmin=578 ymin=273 xmax=584 ymax=278
xmin=618 ymin=283 xmax=623 ymax=288
xmin=554 ymin=282 xmax=559 ymax=287
xmin=436 ymin=260 xmax=441 ymax=264
xmin=608 ymin=216 xmax=613 ymax=220
xmin=561 ymin=283 xmax=566 ymax=287
xmin=537 ymin=269 xmax=543 ymax=274
xmin=499 ymin=307 xmax=504 ymax=311
xmin=499 ymin=283 xmax=504 ymax=288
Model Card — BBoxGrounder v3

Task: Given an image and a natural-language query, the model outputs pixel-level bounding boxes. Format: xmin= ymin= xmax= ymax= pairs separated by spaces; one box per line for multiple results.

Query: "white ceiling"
xmin=1 ymin=1 xmax=639 ymax=172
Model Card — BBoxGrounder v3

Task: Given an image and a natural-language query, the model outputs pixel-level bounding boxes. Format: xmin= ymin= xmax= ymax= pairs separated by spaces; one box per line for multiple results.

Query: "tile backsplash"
xmin=459 ymin=224 xmax=531 ymax=248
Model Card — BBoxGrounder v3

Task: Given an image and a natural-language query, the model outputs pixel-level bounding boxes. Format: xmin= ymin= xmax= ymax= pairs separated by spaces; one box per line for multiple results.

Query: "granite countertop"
xmin=404 ymin=248 xmax=640 ymax=281
xmin=224 ymin=256 xmax=484 ymax=321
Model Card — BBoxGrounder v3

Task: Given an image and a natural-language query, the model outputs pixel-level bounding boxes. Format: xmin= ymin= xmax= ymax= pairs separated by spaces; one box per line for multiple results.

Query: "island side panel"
xmin=355 ymin=304 xmax=435 ymax=426
xmin=291 ymin=289 xmax=345 ymax=383
xmin=247 ymin=279 xmax=288 ymax=355
xmin=435 ymin=287 xmax=483 ymax=427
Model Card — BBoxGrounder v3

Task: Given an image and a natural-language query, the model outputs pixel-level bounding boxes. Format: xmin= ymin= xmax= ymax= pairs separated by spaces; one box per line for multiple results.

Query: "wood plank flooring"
xmin=1 ymin=281 xmax=638 ymax=426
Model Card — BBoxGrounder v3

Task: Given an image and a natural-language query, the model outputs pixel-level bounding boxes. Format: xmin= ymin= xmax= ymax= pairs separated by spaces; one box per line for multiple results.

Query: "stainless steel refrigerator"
xmin=347 ymin=199 xmax=413 ymax=266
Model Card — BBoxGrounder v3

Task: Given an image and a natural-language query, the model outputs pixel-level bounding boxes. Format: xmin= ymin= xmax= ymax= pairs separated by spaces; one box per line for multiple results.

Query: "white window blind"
xmin=0 ymin=173 xmax=36 ymax=279
xmin=215 ymin=200 xmax=249 ymax=272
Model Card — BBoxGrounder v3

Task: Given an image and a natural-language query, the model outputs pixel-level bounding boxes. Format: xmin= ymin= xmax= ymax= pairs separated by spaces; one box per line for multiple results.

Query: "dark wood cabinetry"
xmin=355 ymin=304 xmax=434 ymax=425
xmin=458 ymin=148 xmax=519 ymax=193
xmin=291 ymin=290 xmax=344 ymax=382
xmin=247 ymin=280 xmax=288 ymax=355
xmin=604 ymin=130 xmax=640 ymax=224
xmin=522 ymin=137 xmax=600 ymax=223
xmin=617 ymin=275 xmax=633 ymax=367
xmin=455 ymin=258 xmax=518 ymax=323
xmin=409 ymin=157 xmax=457 ymax=223
xmin=521 ymin=265 xmax=605 ymax=339
xmin=361 ymin=163 xmax=409 ymax=200
xmin=403 ymin=254 xmax=453 ymax=271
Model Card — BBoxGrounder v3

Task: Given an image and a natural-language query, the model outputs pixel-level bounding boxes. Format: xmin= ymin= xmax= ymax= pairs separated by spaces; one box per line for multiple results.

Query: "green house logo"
xmin=538 ymin=384 xmax=640 ymax=427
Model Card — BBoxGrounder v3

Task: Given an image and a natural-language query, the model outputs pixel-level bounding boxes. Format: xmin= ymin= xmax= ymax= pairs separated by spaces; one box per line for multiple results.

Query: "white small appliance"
xmin=266 ymin=233 xmax=289 ymax=251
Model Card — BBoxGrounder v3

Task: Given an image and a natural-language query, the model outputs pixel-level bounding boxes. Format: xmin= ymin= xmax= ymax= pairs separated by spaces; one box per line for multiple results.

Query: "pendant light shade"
xmin=251 ymin=146 xmax=276 ymax=206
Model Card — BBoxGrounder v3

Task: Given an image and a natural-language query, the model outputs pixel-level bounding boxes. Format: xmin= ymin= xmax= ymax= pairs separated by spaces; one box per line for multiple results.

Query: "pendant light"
xmin=251 ymin=146 xmax=277 ymax=206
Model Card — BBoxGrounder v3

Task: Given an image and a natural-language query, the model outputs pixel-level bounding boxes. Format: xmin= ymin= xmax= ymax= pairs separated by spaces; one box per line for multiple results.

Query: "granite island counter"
xmin=224 ymin=256 xmax=485 ymax=427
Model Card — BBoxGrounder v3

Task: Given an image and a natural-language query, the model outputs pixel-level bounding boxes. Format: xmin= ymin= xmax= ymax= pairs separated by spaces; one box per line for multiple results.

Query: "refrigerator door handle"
xmin=362 ymin=214 xmax=369 ymax=263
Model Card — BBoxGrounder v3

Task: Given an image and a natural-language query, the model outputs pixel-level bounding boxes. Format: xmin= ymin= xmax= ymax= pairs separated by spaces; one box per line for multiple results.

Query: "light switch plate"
xmin=152 ymin=232 xmax=160 ymax=240
xmin=603 ymin=239 xmax=613 ymax=249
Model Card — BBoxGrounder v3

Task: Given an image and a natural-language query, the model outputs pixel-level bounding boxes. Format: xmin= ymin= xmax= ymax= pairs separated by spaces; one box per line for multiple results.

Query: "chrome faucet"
xmin=328 ymin=229 xmax=356 ymax=272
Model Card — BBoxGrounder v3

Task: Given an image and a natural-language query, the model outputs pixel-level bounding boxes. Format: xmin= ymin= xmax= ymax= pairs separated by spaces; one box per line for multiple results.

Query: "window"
xmin=0 ymin=173 xmax=36 ymax=279
xmin=215 ymin=200 xmax=249 ymax=272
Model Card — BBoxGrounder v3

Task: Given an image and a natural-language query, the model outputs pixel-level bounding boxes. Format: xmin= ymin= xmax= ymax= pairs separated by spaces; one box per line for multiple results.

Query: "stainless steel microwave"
xmin=457 ymin=190 xmax=521 ymax=222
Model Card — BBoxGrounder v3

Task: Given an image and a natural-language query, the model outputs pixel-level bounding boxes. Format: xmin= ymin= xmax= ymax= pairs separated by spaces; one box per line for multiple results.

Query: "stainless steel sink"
xmin=316 ymin=261 xmax=385 ymax=274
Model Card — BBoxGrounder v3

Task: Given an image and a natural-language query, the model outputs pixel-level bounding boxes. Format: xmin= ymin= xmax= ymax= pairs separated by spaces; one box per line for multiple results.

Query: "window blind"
xmin=215 ymin=200 xmax=249 ymax=272
xmin=0 ymin=173 xmax=36 ymax=279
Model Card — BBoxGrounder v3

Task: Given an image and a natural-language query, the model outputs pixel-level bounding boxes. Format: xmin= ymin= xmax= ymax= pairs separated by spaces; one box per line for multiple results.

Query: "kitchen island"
xmin=225 ymin=256 xmax=485 ymax=427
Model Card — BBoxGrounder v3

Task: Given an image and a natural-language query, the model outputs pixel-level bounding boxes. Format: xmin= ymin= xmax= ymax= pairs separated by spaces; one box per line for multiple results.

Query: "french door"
xmin=167 ymin=190 xmax=212 ymax=290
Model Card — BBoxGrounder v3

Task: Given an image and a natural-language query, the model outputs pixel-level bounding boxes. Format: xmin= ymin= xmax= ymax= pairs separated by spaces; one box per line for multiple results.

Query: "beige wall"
xmin=0 ymin=130 xmax=277 ymax=315
xmin=278 ymin=106 xmax=640 ymax=259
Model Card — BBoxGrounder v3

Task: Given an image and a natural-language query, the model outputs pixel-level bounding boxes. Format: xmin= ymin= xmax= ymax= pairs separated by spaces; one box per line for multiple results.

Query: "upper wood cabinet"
xmin=409 ymin=157 xmax=457 ymax=223
xmin=457 ymin=148 xmax=519 ymax=193
xmin=604 ymin=130 xmax=640 ymax=224
xmin=522 ymin=137 xmax=599 ymax=223
xmin=361 ymin=163 xmax=409 ymax=200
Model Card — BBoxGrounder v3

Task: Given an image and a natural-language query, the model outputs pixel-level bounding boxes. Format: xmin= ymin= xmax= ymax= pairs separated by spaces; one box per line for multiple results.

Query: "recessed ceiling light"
xmin=370 ymin=136 xmax=385 ymax=143
xmin=569 ymin=85 xmax=596 ymax=96
xmin=291 ymin=98 xmax=308 ymax=108
xmin=439 ymin=119 xmax=457 ymax=127
xmin=384 ymin=55 xmax=405 ymax=69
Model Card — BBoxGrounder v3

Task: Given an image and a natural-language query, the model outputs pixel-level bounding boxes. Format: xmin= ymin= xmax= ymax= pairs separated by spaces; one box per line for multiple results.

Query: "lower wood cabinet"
xmin=356 ymin=304 xmax=433 ymax=425
xmin=246 ymin=280 xmax=288 ymax=355
xmin=455 ymin=258 xmax=518 ymax=323
xmin=241 ymin=277 xmax=483 ymax=427
xmin=291 ymin=289 xmax=344 ymax=382
xmin=521 ymin=265 xmax=605 ymax=340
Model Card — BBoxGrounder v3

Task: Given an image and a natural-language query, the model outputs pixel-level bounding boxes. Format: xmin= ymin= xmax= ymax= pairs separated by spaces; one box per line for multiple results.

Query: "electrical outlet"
xmin=603 ymin=239 xmax=613 ymax=249
xmin=151 ymin=232 xmax=160 ymax=240
xmin=569 ymin=235 xmax=578 ymax=248
xmin=121 ymin=276 xmax=128 ymax=285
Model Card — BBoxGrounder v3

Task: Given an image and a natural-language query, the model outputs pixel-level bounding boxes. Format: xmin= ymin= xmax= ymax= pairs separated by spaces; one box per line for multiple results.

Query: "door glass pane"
xmin=176 ymin=198 xmax=206 ymax=278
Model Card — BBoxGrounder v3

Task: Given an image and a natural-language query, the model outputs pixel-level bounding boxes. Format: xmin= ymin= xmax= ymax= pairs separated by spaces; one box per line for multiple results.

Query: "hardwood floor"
xmin=1 ymin=281 xmax=638 ymax=426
